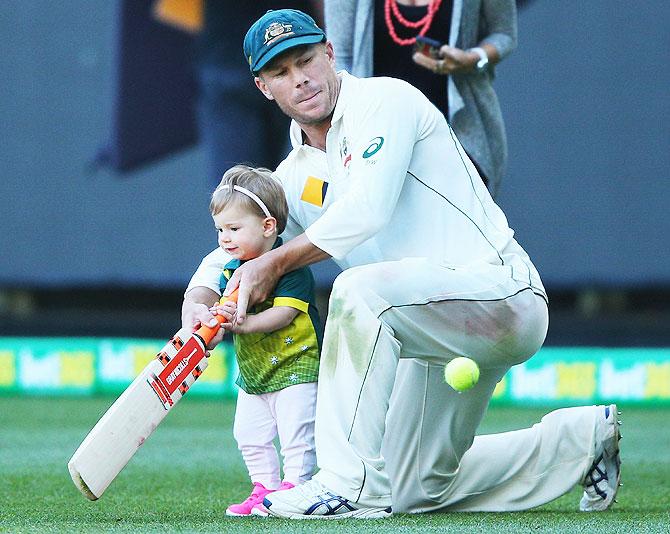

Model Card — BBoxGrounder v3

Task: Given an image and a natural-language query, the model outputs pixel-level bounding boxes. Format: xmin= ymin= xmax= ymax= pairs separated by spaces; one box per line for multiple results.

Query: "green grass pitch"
xmin=1 ymin=397 xmax=668 ymax=533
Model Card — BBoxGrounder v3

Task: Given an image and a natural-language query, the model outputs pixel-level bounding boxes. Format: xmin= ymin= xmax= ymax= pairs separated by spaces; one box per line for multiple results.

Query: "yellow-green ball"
xmin=444 ymin=357 xmax=480 ymax=392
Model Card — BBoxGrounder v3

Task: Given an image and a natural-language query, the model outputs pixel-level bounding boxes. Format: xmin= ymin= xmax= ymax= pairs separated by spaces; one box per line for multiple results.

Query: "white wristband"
xmin=468 ymin=47 xmax=489 ymax=72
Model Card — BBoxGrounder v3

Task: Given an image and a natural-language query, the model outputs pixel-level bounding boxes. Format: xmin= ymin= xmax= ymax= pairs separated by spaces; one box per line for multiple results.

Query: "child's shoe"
xmin=248 ymin=481 xmax=295 ymax=517
xmin=226 ymin=482 xmax=273 ymax=517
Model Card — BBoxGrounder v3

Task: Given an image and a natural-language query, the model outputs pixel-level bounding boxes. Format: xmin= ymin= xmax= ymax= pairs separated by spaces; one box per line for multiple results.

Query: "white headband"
xmin=214 ymin=184 xmax=272 ymax=218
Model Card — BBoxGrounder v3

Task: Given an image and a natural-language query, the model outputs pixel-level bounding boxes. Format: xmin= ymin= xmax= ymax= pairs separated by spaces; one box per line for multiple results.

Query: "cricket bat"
xmin=68 ymin=291 xmax=237 ymax=500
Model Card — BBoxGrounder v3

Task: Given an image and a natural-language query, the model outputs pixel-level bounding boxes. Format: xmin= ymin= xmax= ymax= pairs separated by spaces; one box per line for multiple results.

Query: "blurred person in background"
xmin=195 ymin=1 xmax=323 ymax=184
xmin=325 ymin=0 xmax=517 ymax=197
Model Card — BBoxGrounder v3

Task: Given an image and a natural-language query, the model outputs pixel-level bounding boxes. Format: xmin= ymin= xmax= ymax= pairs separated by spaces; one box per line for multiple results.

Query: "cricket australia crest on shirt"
xmin=264 ymin=22 xmax=293 ymax=45
xmin=340 ymin=137 xmax=352 ymax=168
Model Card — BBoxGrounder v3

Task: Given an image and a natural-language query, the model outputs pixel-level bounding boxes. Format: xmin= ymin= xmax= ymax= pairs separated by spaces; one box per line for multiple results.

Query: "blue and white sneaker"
xmin=580 ymin=404 xmax=622 ymax=511
xmin=262 ymin=478 xmax=392 ymax=519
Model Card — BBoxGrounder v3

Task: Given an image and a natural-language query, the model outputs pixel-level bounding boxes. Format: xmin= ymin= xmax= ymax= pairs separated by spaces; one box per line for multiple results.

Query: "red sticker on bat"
xmin=157 ymin=336 xmax=204 ymax=395
xmin=148 ymin=373 xmax=173 ymax=410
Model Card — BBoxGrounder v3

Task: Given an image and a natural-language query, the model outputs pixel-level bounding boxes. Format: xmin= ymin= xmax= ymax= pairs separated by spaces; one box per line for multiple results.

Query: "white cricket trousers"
xmin=312 ymin=258 xmax=601 ymax=512
xmin=233 ymin=382 xmax=317 ymax=489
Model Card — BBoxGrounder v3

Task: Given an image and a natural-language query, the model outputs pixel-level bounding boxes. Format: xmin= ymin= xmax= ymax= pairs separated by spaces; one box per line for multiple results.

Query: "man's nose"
xmin=292 ymin=68 xmax=309 ymax=87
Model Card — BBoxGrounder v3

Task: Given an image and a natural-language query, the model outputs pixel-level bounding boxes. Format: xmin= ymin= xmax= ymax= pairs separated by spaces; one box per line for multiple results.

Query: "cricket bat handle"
xmin=194 ymin=289 xmax=238 ymax=345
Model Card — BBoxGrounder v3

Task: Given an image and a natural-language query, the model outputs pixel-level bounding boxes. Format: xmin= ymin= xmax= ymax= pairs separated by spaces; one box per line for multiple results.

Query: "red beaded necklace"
xmin=384 ymin=0 xmax=443 ymax=46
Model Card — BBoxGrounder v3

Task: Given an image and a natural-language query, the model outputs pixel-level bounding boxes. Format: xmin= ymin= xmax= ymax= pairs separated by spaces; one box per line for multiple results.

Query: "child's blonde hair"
xmin=210 ymin=165 xmax=289 ymax=234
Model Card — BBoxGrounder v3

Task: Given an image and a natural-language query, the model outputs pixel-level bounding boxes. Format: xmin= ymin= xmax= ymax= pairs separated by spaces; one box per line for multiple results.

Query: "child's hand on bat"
xmin=209 ymin=301 xmax=244 ymax=333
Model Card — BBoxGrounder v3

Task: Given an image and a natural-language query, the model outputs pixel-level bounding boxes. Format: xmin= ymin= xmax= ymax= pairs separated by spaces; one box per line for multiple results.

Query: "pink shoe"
xmin=226 ymin=482 xmax=273 ymax=517
xmin=248 ymin=481 xmax=295 ymax=517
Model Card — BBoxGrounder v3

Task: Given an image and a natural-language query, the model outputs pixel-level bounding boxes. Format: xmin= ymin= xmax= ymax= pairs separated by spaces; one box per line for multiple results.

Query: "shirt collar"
xmin=223 ymin=236 xmax=283 ymax=270
xmin=330 ymin=70 xmax=352 ymax=124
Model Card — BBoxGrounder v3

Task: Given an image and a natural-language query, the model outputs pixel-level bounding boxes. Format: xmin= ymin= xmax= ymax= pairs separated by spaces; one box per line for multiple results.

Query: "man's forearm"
xmin=220 ymin=233 xmax=330 ymax=325
xmin=182 ymin=286 xmax=220 ymax=328
xmin=183 ymin=286 xmax=220 ymax=307
xmin=269 ymin=233 xmax=331 ymax=277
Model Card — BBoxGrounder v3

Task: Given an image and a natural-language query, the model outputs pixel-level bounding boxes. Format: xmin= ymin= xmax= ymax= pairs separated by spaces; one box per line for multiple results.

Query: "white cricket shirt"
xmin=188 ymin=72 xmax=545 ymax=300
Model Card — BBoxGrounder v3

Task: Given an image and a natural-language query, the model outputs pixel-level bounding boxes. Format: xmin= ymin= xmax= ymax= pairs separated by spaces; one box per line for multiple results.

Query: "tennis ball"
xmin=444 ymin=357 xmax=480 ymax=392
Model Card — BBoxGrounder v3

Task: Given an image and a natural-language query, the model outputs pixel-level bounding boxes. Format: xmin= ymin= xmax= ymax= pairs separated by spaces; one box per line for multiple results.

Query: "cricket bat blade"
xmin=68 ymin=292 xmax=236 ymax=500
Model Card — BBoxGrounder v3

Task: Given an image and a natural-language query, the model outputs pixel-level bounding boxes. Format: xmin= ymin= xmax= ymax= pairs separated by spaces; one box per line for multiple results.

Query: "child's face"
xmin=212 ymin=202 xmax=274 ymax=261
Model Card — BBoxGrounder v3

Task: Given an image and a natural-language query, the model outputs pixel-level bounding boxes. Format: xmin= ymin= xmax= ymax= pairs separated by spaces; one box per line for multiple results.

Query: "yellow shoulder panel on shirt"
xmin=300 ymin=176 xmax=327 ymax=207
xmin=273 ymin=296 xmax=309 ymax=314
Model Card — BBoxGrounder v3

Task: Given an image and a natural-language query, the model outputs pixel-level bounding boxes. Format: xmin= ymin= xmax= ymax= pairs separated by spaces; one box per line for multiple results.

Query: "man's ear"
xmin=325 ymin=41 xmax=336 ymax=67
xmin=255 ymin=76 xmax=275 ymax=101
xmin=262 ymin=217 xmax=277 ymax=237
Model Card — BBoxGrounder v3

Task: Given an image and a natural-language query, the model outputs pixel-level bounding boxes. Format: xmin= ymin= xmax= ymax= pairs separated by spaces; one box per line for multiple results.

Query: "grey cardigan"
xmin=324 ymin=0 xmax=517 ymax=194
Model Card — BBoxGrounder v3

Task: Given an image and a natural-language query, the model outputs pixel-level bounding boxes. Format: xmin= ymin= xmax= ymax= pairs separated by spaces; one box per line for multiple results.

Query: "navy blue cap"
xmin=243 ymin=9 xmax=326 ymax=75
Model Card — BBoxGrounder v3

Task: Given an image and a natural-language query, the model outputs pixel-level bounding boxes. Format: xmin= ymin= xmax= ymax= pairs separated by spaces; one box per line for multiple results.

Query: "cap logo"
xmin=264 ymin=22 xmax=294 ymax=46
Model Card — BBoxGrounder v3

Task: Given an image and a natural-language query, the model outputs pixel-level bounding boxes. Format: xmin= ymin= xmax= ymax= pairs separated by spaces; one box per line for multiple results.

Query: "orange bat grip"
xmin=194 ymin=289 xmax=239 ymax=346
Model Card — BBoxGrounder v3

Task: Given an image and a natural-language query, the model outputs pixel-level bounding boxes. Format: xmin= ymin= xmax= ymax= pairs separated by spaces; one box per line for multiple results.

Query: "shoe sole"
xmin=581 ymin=403 xmax=622 ymax=512
xmin=225 ymin=510 xmax=248 ymax=517
xmin=602 ymin=403 xmax=622 ymax=509
xmin=251 ymin=505 xmax=270 ymax=517
xmin=266 ymin=507 xmax=392 ymax=520
xmin=226 ymin=507 xmax=271 ymax=517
